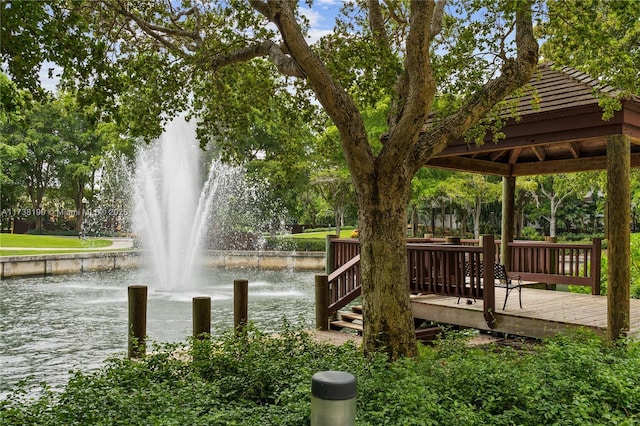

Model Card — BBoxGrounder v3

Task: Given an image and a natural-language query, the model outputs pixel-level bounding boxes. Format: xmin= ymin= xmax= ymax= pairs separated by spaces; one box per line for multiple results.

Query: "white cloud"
xmin=314 ymin=0 xmax=342 ymax=7
xmin=306 ymin=28 xmax=333 ymax=43
xmin=299 ymin=2 xmax=339 ymax=44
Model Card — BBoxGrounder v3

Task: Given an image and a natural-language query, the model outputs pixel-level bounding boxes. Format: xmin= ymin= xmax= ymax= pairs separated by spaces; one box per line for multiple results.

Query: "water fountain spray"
xmin=133 ymin=116 xmax=234 ymax=290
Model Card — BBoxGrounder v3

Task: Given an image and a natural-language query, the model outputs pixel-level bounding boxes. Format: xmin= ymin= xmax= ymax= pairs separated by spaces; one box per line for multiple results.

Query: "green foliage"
xmin=576 ymin=234 xmax=640 ymax=299
xmin=3 ymin=327 xmax=640 ymax=425
xmin=519 ymin=226 xmax=543 ymax=241
xmin=262 ymin=237 xmax=326 ymax=252
xmin=0 ymin=89 xmax=120 ymax=233
xmin=539 ymin=0 xmax=640 ymax=109
xmin=560 ymin=233 xmax=605 ymax=243
xmin=631 ymin=234 xmax=640 ymax=299
xmin=24 ymin=229 xmax=79 ymax=237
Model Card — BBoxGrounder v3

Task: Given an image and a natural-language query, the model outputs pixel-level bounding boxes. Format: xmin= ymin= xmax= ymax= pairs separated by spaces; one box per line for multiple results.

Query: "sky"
xmin=300 ymin=0 xmax=342 ymax=42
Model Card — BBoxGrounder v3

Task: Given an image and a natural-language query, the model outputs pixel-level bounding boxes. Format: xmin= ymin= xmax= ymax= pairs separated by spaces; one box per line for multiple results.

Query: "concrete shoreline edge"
xmin=0 ymin=250 xmax=326 ymax=279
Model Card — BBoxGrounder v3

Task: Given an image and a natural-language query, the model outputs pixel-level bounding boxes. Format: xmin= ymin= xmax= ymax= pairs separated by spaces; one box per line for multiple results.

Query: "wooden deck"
xmin=411 ymin=287 xmax=640 ymax=339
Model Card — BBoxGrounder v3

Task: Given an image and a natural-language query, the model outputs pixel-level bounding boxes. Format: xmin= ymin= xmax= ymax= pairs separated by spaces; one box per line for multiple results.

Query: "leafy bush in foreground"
xmin=2 ymin=326 xmax=639 ymax=425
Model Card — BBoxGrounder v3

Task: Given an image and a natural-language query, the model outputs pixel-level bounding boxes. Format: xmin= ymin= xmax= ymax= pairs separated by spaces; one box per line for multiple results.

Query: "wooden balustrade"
xmin=330 ymin=237 xmax=602 ymax=294
xmin=330 ymin=238 xmax=360 ymax=272
xmin=323 ymin=236 xmax=603 ymax=329
xmin=408 ymin=235 xmax=496 ymax=326
xmin=508 ymin=239 xmax=602 ymax=294
xmin=325 ymin=235 xmax=499 ymax=327
xmin=327 ymin=255 xmax=361 ymax=314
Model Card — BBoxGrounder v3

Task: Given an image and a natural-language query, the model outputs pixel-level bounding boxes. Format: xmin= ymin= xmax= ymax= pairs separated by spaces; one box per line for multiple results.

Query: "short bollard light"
xmin=311 ymin=370 xmax=357 ymax=426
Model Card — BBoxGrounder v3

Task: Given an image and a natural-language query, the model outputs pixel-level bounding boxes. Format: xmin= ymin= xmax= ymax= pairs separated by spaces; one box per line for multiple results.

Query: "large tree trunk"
xmin=248 ymin=0 xmax=537 ymax=360
xmin=29 ymin=189 xmax=45 ymax=233
xmin=358 ymin=176 xmax=417 ymax=358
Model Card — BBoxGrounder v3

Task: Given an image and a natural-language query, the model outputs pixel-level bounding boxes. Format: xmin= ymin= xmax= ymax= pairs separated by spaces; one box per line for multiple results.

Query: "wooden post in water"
xmin=606 ymin=135 xmax=631 ymax=340
xmin=193 ymin=296 xmax=211 ymax=339
xmin=315 ymin=274 xmax=329 ymax=331
xmin=234 ymin=279 xmax=249 ymax=331
xmin=128 ymin=285 xmax=147 ymax=358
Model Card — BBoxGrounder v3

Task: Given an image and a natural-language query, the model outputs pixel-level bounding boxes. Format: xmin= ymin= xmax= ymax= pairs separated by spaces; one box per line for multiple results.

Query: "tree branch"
xmin=382 ymin=1 xmax=436 ymax=173
xmin=383 ymin=0 xmax=407 ymax=25
xmin=208 ymin=40 xmax=305 ymax=78
xmin=252 ymin=0 xmax=374 ymax=179
xmin=430 ymin=0 xmax=446 ymax=41
xmin=106 ymin=0 xmax=201 ymax=55
xmin=368 ymin=0 xmax=390 ymax=48
xmin=412 ymin=0 xmax=539 ymax=171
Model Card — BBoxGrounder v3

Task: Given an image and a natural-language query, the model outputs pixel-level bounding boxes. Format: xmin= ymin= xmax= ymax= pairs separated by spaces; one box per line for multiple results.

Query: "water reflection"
xmin=0 ymin=268 xmax=316 ymax=397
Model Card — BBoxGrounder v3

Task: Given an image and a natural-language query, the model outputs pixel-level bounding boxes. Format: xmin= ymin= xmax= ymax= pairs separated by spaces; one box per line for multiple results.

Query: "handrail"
xmin=327 ymin=255 xmax=361 ymax=314
xmin=330 ymin=237 xmax=602 ymax=292
xmin=508 ymin=238 xmax=602 ymax=294
xmin=328 ymin=254 xmax=360 ymax=282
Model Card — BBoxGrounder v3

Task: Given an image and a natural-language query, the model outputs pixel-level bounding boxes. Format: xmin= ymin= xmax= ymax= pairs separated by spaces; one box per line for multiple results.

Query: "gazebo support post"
xmin=606 ymin=134 xmax=631 ymax=340
xmin=501 ymin=176 xmax=516 ymax=269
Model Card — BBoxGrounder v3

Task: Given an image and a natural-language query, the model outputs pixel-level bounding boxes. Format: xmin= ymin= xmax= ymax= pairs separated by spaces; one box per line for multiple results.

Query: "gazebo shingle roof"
xmin=426 ymin=63 xmax=640 ymax=176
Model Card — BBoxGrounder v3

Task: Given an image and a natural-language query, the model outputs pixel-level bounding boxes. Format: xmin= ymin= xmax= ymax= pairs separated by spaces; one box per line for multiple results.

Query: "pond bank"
xmin=0 ymin=250 xmax=325 ymax=279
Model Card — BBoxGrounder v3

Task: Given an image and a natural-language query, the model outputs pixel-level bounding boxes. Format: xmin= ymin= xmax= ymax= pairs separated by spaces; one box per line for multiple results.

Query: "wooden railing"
xmin=324 ymin=235 xmax=498 ymax=327
xmin=328 ymin=237 xmax=359 ymax=273
xmin=327 ymin=255 xmax=361 ymax=314
xmin=330 ymin=237 xmax=602 ymax=294
xmin=507 ymin=239 xmax=602 ymax=294
xmin=408 ymin=235 xmax=497 ymax=326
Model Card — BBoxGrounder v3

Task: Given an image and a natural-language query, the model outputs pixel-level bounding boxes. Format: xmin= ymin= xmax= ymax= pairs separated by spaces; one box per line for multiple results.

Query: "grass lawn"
xmin=0 ymin=248 xmax=131 ymax=256
xmin=0 ymin=234 xmax=113 ymax=256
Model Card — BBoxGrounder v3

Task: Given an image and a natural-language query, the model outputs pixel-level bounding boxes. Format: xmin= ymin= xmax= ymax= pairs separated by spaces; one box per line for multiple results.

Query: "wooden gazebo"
xmin=426 ymin=63 xmax=640 ymax=339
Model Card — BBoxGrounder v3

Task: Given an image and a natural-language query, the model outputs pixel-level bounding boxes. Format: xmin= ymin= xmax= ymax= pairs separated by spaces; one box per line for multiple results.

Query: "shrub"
xmin=559 ymin=232 xmax=605 ymax=242
xmin=519 ymin=227 xmax=544 ymax=241
xmin=302 ymin=226 xmax=356 ymax=234
xmin=593 ymin=233 xmax=640 ymax=299
xmin=262 ymin=237 xmax=326 ymax=251
xmin=2 ymin=327 xmax=639 ymax=425
xmin=25 ymin=229 xmax=79 ymax=237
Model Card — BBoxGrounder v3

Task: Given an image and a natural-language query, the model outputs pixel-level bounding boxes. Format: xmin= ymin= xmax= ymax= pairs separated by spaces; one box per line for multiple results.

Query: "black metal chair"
xmin=459 ymin=261 xmax=523 ymax=309
xmin=494 ymin=263 xmax=523 ymax=310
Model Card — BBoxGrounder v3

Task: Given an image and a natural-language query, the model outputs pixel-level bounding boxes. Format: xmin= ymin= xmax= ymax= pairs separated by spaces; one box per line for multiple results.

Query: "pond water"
xmin=0 ymin=267 xmax=317 ymax=398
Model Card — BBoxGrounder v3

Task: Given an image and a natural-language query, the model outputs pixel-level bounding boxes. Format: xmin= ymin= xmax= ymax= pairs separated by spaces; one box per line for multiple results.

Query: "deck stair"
xmin=330 ymin=305 xmax=443 ymax=342
xmin=330 ymin=305 xmax=364 ymax=334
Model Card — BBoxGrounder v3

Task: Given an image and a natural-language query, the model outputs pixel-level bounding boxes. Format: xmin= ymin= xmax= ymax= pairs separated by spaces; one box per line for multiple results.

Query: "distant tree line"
xmin=3 ymin=70 xmax=634 ymax=241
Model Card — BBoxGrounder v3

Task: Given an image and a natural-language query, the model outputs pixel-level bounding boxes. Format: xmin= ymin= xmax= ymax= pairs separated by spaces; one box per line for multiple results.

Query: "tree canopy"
xmin=539 ymin=0 xmax=640 ymax=118
xmin=2 ymin=0 xmax=543 ymax=358
xmin=539 ymin=0 xmax=640 ymax=94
